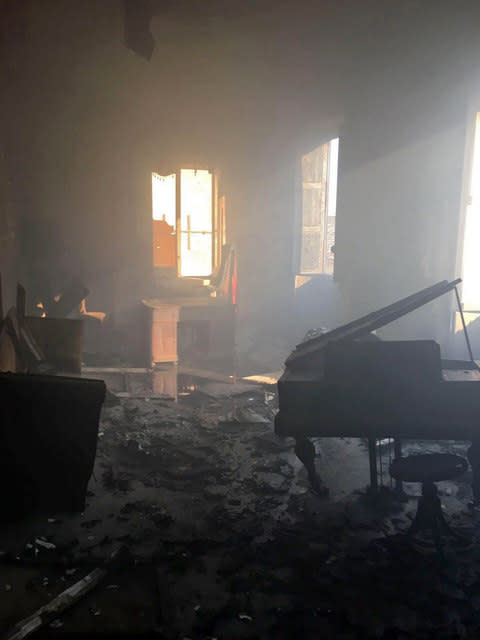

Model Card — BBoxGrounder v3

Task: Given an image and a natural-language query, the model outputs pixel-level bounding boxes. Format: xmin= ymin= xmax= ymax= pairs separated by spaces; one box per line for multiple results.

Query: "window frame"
xmin=457 ymin=107 xmax=480 ymax=312
xmin=151 ymin=166 xmax=224 ymax=279
xmin=295 ymin=138 xmax=339 ymax=277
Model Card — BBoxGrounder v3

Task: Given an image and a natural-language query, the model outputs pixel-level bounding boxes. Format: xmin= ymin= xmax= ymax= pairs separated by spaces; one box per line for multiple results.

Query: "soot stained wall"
xmin=332 ymin=2 xmax=480 ymax=354
xmin=2 ymin=0 xmax=349 ymax=368
xmin=3 ymin=0 xmax=480 ymax=368
xmin=334 ymin=87 xmax=480 ymax=354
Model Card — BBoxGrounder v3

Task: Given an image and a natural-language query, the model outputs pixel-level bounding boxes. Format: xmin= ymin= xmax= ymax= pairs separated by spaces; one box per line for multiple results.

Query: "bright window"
xmin=180 ymin=169 xmax=213 ymax=277
xmin=300 ymin=138 xmax=339 ymax=275
xmin=152 ymin=173 xmax=176 ymax=268
xmin=461 ymin=113 xmax=480 ymax=310
xmin=152 ymin=173 xmax=176 ymax=225
xmin=152 ymin=168 xmax=224 ymax=277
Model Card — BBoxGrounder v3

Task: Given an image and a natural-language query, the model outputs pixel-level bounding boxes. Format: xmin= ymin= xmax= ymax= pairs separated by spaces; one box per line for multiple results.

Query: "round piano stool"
xmin=389 ymin=453 xmax=470 ymax=554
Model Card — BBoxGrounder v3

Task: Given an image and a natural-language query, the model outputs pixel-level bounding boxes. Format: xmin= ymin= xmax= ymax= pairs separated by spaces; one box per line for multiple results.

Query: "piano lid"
xmin=286 ymin=278 xmax=461 ymax=368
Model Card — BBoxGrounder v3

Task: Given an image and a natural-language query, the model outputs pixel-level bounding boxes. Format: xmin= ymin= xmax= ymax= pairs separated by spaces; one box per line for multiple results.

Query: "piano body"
xmin=275 ymin=279 xmax=480 ymax=502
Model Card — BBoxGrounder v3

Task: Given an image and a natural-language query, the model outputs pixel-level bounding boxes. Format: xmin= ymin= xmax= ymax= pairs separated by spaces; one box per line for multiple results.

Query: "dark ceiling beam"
xmin=123 ymin=0 xmax=155 ymax=60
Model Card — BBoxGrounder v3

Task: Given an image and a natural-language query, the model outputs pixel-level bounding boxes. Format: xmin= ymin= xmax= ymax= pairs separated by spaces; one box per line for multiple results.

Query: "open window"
xmin=460 ymin=112 xmax=480 ymax=313
xmin=152 ymin=168 xmax=225 ymax=277
xmin=152 ymin=172 xmax=176 ymax=268
xmin=299 ymin=138 xmax=339 ymax=276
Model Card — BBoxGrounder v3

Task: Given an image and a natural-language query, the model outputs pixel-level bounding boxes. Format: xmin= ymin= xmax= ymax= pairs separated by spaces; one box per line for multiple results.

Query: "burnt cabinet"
xmin=144 ymin=298 xmax=235 ymax=373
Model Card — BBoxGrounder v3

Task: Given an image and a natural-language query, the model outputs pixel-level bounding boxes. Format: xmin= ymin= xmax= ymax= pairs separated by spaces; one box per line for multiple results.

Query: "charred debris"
xmin=0 ymin=277 xmax=479 ymax=639
xmin=4 ymin=0 xmax=480 ymax=638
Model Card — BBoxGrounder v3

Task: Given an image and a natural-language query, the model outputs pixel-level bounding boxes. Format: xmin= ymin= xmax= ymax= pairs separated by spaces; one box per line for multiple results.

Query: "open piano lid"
xmin=286 ymin=278 xmax=461 ymax=369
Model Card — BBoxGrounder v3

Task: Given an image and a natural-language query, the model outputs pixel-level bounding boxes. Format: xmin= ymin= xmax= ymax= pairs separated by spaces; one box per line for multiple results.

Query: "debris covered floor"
xmin=1 ymin=382 xmax=480 ymax=639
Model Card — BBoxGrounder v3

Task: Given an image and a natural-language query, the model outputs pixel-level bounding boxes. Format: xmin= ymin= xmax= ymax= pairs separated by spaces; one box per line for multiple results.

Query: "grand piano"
xmin=275 ymin=279 xmax=480 ymax=502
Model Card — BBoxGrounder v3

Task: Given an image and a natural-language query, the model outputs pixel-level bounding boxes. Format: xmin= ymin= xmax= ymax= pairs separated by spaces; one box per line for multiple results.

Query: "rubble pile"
xmin=93 ymin=386 xmax=299 ymax=547
xmin=0 ymin=383 xmax=479 ymax=638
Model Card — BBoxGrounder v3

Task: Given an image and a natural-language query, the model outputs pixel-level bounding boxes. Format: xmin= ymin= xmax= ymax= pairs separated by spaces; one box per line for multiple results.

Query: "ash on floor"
xmin=0 ymin=383 xmax=479 ymax=639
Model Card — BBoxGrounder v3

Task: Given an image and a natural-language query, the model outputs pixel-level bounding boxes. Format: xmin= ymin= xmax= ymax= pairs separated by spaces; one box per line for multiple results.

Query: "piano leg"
xmin=294 ymin=437 xmax=329 ymax=497
xmin=468 ymin=439 xmax=480 ymax=505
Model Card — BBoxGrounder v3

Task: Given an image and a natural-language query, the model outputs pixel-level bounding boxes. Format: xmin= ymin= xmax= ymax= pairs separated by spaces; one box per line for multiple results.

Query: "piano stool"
xmin=390 ymin=454 xmax=469 ymax=552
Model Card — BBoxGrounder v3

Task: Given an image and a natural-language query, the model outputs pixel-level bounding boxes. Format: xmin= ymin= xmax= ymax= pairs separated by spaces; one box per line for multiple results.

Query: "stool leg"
xmin=408 ymin=482 xmax=460 ymax=552
xmin=408 ymin=482 xmax=443 ymax=554
xmin=408 ymin=481 xmax=434 ymax=536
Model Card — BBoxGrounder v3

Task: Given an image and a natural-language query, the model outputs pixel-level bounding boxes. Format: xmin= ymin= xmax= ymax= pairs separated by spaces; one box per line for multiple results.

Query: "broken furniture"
xmin=0 ymin=283 xmax=49 ymax=373
xmin=0 ymin=307 xmax=46 ymax=373
xmin=0 ymin=279 xmax=86 ymax=374
xmin=82 ymin=365 xmax=178 ymax=400
xmin=30 ymin=275 xmax=110 ymax=367
xmin=390 ymin=453 xmax=468 ymax=551
xmin=45 ymin=277 xmax=90 ymax=319
xmin=0 ymin=372 xmax=106 ymax=519
xmin=275 ymin=279 xmax=480 ymax=501
xmin=25 ymin=316 xmax=83 ymax=373
xmin=146 ymin=302 xmax=180 ymax=363
xmin=3 ymin=544 xmax=129 ymax=640
xmin=143 ymin=296 xmax=235 ymax=372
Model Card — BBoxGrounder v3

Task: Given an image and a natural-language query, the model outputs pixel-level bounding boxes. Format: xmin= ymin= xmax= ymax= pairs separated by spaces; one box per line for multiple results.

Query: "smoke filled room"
xmin=4 ymin=1 xmax=480 ymax=638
